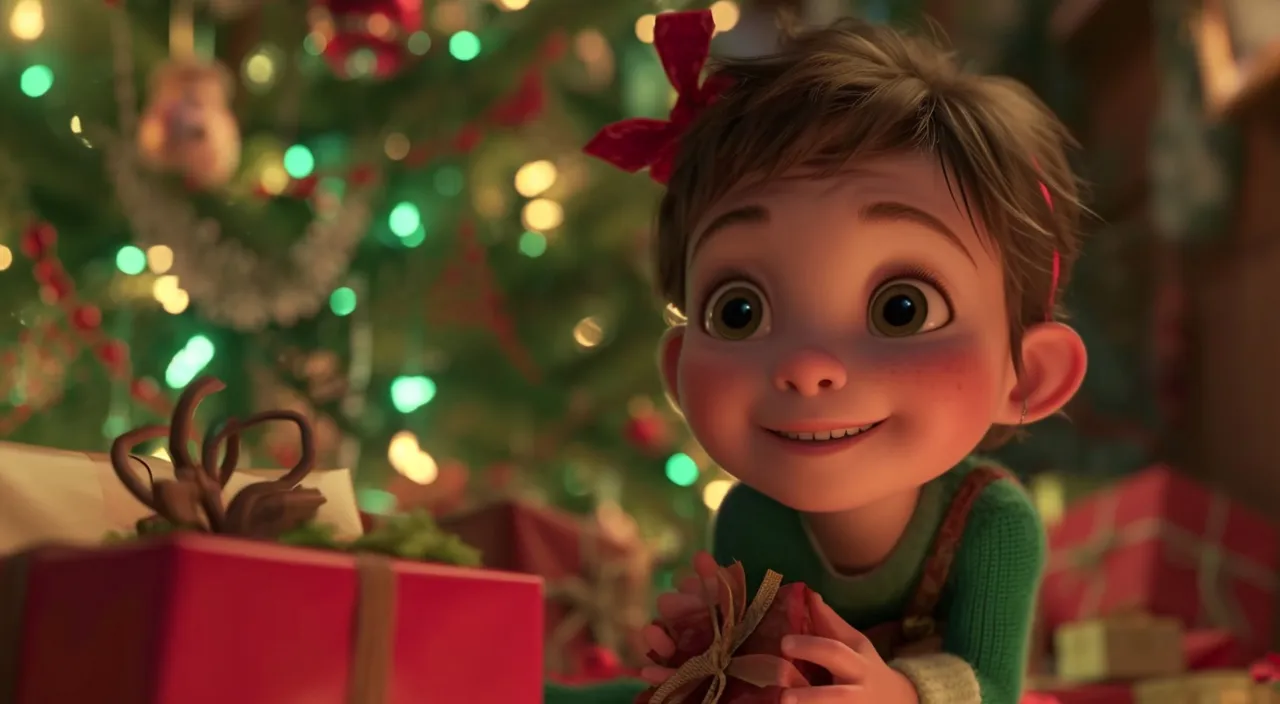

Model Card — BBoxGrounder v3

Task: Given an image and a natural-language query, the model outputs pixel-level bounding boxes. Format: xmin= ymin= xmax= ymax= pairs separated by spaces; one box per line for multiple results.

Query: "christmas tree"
xmin=0 ymin=0 xmax=744 ymax=565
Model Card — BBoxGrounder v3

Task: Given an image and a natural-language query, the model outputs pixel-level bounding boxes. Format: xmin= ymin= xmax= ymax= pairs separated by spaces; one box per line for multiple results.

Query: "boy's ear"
xmin=658 ymin=326 xmax=685 ymax=409
xmin=999 ymin=322 xmax=1088 ymax=425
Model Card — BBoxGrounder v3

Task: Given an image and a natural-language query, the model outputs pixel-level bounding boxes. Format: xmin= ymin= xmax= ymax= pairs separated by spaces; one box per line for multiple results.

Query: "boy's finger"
xmin=656 ymin=591 xmax=704 ymax=619
xmin=676 ymin=574 xmax=703 ymax=595
xmin=642 ymin=624 xmax=676 ymax=660
xmin=692 ymin=550 xmax=720 ymax=580
xmin=781 ymin=635 xmax=867 ymax=683
xmin=808 ymin=592 xmax=877 ymax=658
xmin=677 ymin=573 xmax=721 ymax=600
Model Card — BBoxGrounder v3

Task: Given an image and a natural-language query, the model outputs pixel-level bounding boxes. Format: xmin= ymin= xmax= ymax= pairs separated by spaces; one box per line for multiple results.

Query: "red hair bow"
xmin=584 ymin=10 xmax=729 ymax=185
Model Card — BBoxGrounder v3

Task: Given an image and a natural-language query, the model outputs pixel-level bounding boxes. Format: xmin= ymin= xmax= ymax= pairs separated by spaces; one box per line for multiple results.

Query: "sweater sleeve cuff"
xmin=890 ymin=653 xmax=980 ymax=704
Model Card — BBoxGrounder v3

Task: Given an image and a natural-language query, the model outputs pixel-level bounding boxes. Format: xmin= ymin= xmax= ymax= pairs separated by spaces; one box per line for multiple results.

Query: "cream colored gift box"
xmin=0 ymin=441 xmax=363 ymax=554
xmin=1134 ymin=671 xmax=1270 ymax=704
xmin=1055 ymin=614 xmax=1185 ymax=683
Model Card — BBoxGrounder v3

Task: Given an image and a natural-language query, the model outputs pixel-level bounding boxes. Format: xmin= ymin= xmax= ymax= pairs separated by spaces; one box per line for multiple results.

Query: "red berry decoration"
xmin=453 ymin=124 xmax=483 ymax=153
xmin=130 ymin=377 xmax=160 ymax=401
xmin=95 ymin=340 xmax=129 ymax=372
xmin=71 ymin=305 xmax=102 ymax=331
xmin=310 ymin=0 xmax=423 ymax=80
xmin=579 ymin=645 xmax=621 ymax=676
xmin=625 ymin=411 xmax=670 ymax=455
xmin=31 ymin=258 xmax=60 ymax=285
xmin=541 ymin=31 xmax=568 ymax=62
xmin=19 ymin=222 xmax=56 ymax=260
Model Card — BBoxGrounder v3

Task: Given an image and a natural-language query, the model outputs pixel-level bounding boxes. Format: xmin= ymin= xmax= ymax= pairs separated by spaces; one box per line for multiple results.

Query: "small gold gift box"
xmin=1055 ymin=614 xmax=1184 ymax=683
xmin=1134 ymin=671 xmax=1260 ymax=704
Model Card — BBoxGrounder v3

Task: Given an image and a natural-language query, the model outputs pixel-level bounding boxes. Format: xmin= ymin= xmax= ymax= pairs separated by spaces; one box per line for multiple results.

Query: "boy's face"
xmin=664 ymin=152 xmax=1018 ymax=512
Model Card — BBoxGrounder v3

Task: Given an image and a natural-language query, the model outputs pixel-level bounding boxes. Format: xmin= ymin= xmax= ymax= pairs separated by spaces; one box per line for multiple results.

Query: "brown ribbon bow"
xmin=109 ymin=375 xmax=325 ymax=538
xmin=650 ymin=567 xmax=792 ymax=704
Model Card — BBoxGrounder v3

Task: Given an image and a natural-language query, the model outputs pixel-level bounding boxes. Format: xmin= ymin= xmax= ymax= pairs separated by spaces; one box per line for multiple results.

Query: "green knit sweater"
xmin=544 ymin=459 xmax=1045 ymax=704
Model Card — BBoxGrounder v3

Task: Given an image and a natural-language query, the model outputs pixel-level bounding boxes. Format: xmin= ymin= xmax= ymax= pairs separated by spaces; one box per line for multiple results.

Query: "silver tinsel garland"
xmin=104 ymin=3 xmax=371 ymax=331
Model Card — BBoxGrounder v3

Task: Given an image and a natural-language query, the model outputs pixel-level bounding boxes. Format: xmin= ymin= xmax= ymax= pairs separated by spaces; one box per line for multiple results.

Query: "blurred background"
xmin=1 ymin=0 xmax=1278 ymax=672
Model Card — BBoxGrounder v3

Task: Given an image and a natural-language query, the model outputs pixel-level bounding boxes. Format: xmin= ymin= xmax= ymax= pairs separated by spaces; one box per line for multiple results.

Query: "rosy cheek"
xmin=860 ymin=334 xmax=999 ymax=395
xmin=676 ymin=347 xmax=758 ymax=443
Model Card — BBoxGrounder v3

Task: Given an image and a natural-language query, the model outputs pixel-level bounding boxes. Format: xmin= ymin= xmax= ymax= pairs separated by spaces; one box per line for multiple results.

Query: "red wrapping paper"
xmin=1185 ymin=629 xmax=1252 ymax=669
xmin=439 ymin=501 xmax=650 ymax=671
xmin=0 ymin=534 xmax=542 ymax=704
xmin=635 ymin=563 xmax=831 ymax=703
xmin=1040 ymin=466 xmax=1276 ymax=654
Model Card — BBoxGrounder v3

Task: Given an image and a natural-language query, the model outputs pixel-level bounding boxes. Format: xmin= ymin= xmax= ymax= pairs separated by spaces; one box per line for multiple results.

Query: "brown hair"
xmin=653 ymin=19 xmax=1086 ymax=444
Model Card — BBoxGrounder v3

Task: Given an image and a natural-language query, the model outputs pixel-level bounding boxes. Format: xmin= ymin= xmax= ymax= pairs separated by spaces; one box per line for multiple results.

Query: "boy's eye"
xmin=867 ymin=279 xmax=952 ymax=338
xmin=703 ymin=281 xmax=771 ymax=341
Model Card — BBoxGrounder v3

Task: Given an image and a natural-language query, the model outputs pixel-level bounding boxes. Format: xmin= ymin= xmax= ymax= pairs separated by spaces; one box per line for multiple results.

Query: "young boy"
xmin=548 ymin=10 xmax=1087 ymax=704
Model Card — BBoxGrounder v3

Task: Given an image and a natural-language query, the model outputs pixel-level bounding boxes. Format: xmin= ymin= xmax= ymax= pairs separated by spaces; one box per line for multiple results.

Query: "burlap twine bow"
xmin=544 ymin=526 xmax=651 ymax=672
xmin=0 ymin=376 xmax=400 ymax=704
xmin=1047 ymin=490 xmax=1276 ymax=638
xmin=649 ymin=568 xmax=788 ymax=704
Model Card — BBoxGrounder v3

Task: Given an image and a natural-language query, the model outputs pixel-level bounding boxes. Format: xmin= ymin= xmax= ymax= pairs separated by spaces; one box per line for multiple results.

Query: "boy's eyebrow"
xmin=690 ymin=205 xmax=770 ymax=255
xmin=860 ymin=201 xmax=976 ymax=266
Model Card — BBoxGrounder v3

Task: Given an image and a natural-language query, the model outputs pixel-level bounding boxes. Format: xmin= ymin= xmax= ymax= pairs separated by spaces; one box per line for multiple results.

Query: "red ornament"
xmin=489 ymin=72 xmax=545 ymax=127
xmin=541 ymin=31 xmax=568 ymax=63
xmin=70 ymin=305 xmax=102 ymax=331
xmin=453 ymin=124 xmax=483 ymax=153
xmin=578 ymin=645 xmax=621 ymax=676
xmin=130 ymin=377 xmax=161 ymax=402
xmin=20 ymin=222 xmax=57 ymax=260
xmin=625 ymin=411 xmax=670 ymax=455
xmin=95 ymin=340 xmax=129 ymax=372
xmin=310 ymin=0 xmax=423 ymax=80
xmin=31 ymin=259 xmax=60 ymax=285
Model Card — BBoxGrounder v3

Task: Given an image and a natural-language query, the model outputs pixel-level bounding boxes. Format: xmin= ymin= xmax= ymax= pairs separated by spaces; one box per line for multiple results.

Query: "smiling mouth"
xmin=765 ymin=421 xmax=884 ymax=443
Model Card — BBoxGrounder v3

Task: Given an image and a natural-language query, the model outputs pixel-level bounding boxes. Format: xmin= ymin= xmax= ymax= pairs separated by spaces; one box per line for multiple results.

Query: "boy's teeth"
xmin=775 ymin=424 xmax=876 ymax=442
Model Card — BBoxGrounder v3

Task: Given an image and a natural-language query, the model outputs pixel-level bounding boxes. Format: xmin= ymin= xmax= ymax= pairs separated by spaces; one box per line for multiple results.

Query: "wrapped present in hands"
xmin=636 ymin=561 xmax=831 ymax=704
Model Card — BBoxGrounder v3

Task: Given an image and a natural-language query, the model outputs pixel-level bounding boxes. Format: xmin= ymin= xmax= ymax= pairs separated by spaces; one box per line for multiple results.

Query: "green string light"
xmin=20 ymin=65 xmax=53 ymax=97
xmin=165 ymin=335 xmax=216 ymax=389
xmin=518 ymin=231 xmax=547 ymax=257
xmin=115 ymin=246 xmax=146 ymax=275
xmin=388 ymin=202 xmax=420 ymax=237
xmin=390 ymin=375 xmax=437 ymax=413
xmin=448 ymin=32 xmax=481 ymax=61
xmin=400 ymin=229 xmax=426 ymax=248
xmin=283 ymin=145 xmax=315 ymax=178
xmin=664 ymin=453 xmax=700 ymax=487
xmin=329 ymin=287 xmax=357 ymax=316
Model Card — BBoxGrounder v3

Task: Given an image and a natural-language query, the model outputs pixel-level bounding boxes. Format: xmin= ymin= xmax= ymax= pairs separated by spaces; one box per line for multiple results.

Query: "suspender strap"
xmin=901 ymin=465 xmax=1014 ymax=640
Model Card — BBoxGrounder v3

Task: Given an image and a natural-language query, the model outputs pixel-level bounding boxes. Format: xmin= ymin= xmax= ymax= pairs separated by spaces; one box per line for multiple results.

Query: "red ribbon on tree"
xmin=584 ymin=10 xmax=729 ymax=185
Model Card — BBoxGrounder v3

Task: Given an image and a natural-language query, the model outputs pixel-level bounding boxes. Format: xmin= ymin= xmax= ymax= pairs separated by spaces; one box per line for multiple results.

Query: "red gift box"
xmin=0 ymin=534 xmax=542 ymax=704
xmin=1185 ymin=629 xmax=1252 ymax=669
xmin=1041 ymin=466 xmax=1277 ymax=654
xmin=636 ymin=563 xmax=830 ymax=704
xmin=440 ymin=500 xmax=651 ymax=673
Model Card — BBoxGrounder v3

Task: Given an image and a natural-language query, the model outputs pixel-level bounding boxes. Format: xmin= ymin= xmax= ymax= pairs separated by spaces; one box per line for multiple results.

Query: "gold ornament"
xmin=137 ymin=60 xmax=241 ymax=189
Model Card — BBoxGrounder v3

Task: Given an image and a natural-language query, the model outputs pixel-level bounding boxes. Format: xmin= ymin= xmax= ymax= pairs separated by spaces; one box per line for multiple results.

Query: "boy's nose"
xmin=772 ymin=349 xmax=847 ymax=396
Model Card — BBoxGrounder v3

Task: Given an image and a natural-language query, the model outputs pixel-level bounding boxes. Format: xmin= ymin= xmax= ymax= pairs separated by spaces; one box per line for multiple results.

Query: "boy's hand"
xmin=780 ymin=593 xmax=920 ymax=704
xmin=639 ymin=550 xmax=721 ymax=685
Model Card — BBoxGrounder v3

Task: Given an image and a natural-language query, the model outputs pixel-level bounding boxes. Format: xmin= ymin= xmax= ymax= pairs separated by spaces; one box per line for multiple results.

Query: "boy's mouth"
xmin=764 ymin=420 xmax=883 ymax=443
